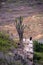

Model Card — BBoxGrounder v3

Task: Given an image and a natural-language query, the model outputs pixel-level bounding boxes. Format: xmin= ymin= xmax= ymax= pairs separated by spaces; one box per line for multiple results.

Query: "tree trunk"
xmin=19 ymin=37 xmax=23 ymax=49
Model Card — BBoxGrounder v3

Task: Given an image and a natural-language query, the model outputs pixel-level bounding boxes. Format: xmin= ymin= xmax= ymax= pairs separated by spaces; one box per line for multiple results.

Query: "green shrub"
xmin=33 ymin=52 xmax=41 ymax=61
xmin=0 ymin=32 xmax=17 ymax=52
xmin=33 ymin=40 xmax=43 ymax=52
xmin=33 ymin=40 xmax=43 ymax=65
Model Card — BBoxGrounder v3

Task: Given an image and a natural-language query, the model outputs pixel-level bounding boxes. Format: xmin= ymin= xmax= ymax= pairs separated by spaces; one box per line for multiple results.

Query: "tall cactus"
xmin=15 ymin=16 xmax=25 ymax=47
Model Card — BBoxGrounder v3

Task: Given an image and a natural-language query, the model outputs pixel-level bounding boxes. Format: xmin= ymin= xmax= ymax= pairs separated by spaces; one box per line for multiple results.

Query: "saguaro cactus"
xmin=15 ymin=16 xmax=25 ymax=47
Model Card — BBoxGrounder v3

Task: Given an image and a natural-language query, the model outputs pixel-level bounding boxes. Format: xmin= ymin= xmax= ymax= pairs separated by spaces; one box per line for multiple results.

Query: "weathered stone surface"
xmin=0 ymin=47 xmax=33 ymax=65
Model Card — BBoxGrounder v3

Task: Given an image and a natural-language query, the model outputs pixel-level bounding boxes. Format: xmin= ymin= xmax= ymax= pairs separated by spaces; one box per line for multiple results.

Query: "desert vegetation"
xmin=15 ymin=16 xmax=25 ymax=48
xmin=0 ymin=31 xmax=18 ymax=52
xmin=0 ymin=31 xmax=43 ymax=65
xmin=33 ymin=40 xmax=43 ymax=65
xmin=0 ymin=0 xmax=43 ymax=65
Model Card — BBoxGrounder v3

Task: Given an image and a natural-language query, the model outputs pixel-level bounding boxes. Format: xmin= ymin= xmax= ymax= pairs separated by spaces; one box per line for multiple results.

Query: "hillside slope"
xmin=0 ymin=14 xmax=43 ymax=40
